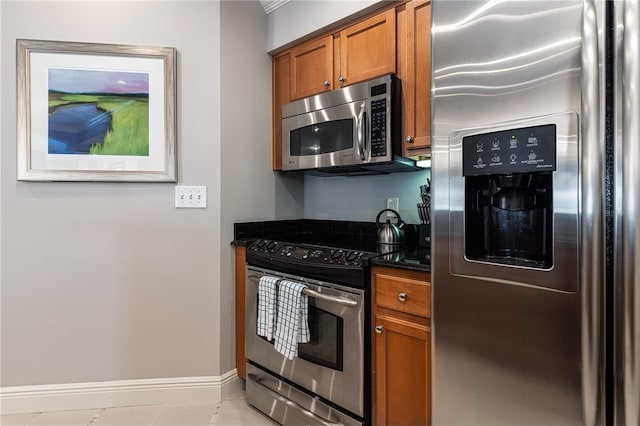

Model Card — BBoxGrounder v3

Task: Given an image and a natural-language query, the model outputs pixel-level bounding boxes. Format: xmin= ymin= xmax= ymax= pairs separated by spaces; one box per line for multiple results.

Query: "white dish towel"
xmin=257 ymin=275 xmax=279 ymax=341
xmin=274 ymin=279 xmax=310 ymax=360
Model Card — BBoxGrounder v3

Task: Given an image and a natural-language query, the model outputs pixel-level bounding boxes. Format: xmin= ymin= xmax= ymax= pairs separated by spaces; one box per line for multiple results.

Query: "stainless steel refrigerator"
xmin=431 ymin=1 xmax=639 ymax=425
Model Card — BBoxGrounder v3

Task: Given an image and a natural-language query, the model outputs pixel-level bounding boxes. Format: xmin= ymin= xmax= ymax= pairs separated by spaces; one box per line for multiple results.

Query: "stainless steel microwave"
xmin=281 ymin=75 xmax=418 ymax=175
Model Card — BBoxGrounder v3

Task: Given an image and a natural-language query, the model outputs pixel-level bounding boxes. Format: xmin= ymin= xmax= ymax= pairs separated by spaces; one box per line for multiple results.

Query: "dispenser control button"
xmin=462 ymin=123 xmax=556 ymax=176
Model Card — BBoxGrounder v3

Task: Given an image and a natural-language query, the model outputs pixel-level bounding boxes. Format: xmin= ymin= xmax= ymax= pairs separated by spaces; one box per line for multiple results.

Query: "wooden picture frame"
xmin=16 ymin=39 xmax=177 ymax=182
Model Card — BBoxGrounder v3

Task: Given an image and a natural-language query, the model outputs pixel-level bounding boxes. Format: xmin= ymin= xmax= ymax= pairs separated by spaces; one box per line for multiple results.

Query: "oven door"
xmin=245 ymin=266 xmax=365 ymax=417
xmin=281 ymin=100 xmax=368 ymax=171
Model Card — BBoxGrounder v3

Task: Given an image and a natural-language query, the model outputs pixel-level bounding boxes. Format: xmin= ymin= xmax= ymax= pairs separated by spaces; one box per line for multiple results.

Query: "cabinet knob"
xmin=406 ymin=136 xmax=414 ymax=143
xmin=338 ymin=75 xmax=346 ymax=83
xmin=375 ymin=325 xmax=384 ymax=334
xmin=398 ymin=292 xmax=408 ymax=302
xmin=323 ymin=80 xmax=330 ymax=87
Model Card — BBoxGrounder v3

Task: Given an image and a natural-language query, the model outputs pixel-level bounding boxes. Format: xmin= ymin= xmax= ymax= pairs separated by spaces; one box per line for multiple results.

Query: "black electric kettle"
xmin=376 ymin=209 xmax=405 ymax=253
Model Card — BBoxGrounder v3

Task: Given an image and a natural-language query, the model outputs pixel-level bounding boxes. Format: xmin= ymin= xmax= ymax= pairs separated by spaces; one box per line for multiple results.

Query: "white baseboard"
xmin=0 ymin=370 xmax=242 ymax=415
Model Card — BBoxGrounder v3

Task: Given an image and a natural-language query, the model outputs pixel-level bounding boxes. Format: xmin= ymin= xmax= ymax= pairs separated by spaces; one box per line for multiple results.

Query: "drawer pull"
xmin=375 ymin=325 xmax=384 ymax=334
xmin=398 ymin=292 xmax=408 ymax=302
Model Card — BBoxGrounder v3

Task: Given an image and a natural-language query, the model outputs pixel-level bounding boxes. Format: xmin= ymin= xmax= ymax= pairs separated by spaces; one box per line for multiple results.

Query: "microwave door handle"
xmin=357 ymin=102 xmax=367 ymax=161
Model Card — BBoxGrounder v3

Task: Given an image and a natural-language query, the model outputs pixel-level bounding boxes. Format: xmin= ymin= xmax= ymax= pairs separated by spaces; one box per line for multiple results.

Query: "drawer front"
xmin=376 ymin=273 xmax=430 ymax=318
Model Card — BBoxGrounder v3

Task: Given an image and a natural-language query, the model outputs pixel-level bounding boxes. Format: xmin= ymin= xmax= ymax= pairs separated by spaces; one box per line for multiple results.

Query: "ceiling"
xmin=259 ymin=0 xmax=290 ymax=14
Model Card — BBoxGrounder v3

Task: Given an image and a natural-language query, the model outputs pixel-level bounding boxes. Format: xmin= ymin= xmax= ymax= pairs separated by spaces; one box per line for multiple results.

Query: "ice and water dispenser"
xmin=462 ymin=124 xmax=556 ymax=269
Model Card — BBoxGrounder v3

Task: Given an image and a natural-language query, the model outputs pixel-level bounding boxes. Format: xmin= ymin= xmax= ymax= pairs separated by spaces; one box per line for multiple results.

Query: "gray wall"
xmin=304 ymin=170 xmax=430 ymax=225
xmin=266 ymin=0 xmax=383 ymax=52
xmin=0 ymin=0 xmax=300 ymax=388
xmin=219 ymin=0 xmax=303 ymax=372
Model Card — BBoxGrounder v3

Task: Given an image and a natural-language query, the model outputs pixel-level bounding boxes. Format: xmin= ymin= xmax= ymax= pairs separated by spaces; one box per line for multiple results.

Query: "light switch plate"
xmin=175 ymin=186 xmax=207 ymax=208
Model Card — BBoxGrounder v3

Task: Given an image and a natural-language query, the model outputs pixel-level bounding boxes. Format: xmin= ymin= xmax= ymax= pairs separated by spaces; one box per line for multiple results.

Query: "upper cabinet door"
xmin=289 ymin=35 xmax=334 ymax=101
xmin=400 ymin=0 xmax=432 ymax=156
xmin=338 ymin=8 xmax=396 ymax=87
xmin=272 ymin=52 xmax=291 ymax=170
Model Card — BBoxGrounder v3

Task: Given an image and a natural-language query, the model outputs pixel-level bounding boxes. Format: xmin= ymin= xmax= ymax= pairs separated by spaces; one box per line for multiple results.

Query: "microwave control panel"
xmin=370 ymin=98 xmax=387 ymax=157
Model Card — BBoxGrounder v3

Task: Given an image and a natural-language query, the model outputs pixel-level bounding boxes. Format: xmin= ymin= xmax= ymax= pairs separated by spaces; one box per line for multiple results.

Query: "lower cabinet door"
xmin=374 ymin=313 xmax=431 ymax=426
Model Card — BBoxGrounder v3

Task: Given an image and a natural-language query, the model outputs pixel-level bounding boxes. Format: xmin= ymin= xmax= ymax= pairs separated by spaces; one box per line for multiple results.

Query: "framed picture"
xmin=16 ymin=39 xmax=177 ymax=182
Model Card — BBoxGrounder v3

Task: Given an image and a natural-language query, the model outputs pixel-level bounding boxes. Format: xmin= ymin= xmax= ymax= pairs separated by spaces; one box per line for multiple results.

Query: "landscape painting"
xmin=48 ymin=68 xmax=150 ymax=156
xmin=17 ymin=39 xmax=177 ymax=182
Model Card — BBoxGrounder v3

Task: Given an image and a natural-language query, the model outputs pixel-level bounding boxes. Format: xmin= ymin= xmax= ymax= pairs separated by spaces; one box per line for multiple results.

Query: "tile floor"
xmin=0 ymin=390 xmax=276 ymax=426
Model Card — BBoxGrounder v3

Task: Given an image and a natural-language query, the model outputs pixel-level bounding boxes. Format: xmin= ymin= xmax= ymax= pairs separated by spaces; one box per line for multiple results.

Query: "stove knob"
xmin=256 ymin=240 xmax=267 ymax=249
xmin=345 ymin=251 xmax=360 ymax=262
xmin=266 ymin=241 xmax=277 ymax=251
xmin=330 ymin=250 xmax=344 ymax=261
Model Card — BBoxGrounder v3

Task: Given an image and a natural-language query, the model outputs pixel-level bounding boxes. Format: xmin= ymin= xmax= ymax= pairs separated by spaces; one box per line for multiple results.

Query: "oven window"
xmin=289 ymin=119 xmax=353 ymax=156
xmin=259 ymin=304 xmax=344 ymax=371
xmin=298 ymin=305 xmax=344 ymax=370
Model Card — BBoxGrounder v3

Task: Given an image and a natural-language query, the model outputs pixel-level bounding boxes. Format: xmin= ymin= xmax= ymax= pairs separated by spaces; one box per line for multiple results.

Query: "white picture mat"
xmin=29 ymin=52 xmax=166 ymax=172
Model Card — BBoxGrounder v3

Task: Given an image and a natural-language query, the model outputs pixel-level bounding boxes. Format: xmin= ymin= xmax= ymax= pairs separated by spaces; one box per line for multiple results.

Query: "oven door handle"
xmin=247 ymin=273 xmax=359 ymax=307
xmin=247 ymin=373 xmax=346 ymax=426
xmin=302 ymin=287 xmax=358 ymax=307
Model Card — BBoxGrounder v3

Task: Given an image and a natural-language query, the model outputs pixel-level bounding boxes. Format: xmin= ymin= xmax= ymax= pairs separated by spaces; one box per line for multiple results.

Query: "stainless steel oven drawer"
xmin=246 ymin=363 xmax=364 ymax=426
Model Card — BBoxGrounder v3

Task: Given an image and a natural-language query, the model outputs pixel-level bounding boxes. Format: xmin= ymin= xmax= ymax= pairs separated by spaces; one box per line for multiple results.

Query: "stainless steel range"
xmin=245 ymin=239 xmax=377 ymax=426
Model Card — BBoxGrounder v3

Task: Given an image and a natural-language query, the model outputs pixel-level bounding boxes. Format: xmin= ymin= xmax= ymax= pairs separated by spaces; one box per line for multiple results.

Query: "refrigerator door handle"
xmin=618 ymin=0 xmax=640 ymax=424
xmin=580 ymin=1 xmax=605 ymax=425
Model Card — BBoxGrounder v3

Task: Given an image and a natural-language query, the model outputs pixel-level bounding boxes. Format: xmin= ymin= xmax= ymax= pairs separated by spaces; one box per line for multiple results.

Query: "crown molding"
xmin=260 ymin=0 xmax=290 ymax=14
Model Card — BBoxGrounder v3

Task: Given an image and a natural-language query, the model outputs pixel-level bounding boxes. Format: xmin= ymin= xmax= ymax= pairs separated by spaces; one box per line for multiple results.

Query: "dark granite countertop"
xmin=232 ymin=219 xmax=430 ymax=272
xmin=370 ymin=246 xmax=431 ymax=272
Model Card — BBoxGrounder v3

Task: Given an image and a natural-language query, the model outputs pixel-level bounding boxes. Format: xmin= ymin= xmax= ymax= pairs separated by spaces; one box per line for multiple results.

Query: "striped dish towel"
xmin=274 ymin=279 xmax=310 ymax=360
xmin=257 ymin=275 xmax=279 ymax=341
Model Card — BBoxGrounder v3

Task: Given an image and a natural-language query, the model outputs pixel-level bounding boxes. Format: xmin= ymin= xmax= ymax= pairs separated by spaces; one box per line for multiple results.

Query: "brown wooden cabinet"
xmin=398 ymin=0 xmax=432 ymax=157
xmin=234 ymin=245 xmax=247 ymax=380
xmin=272 ymin=1 xmax=433 ymax=169
xmin=371 ymin=266 xmax=431 ymax=426
xmin=289 ymin=35 xmax=334 ymax=101
xmin=272 ymin=7 xmax=397 ymax=169
xmin=286 ymin=8 xmax=396 ymax=102
xmin=272 ymin=52 xmax=291 ymax=170
xmin=337 ymin=8 xmax=396 ymax=88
